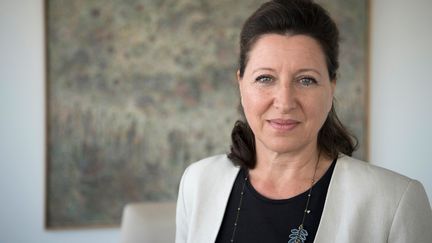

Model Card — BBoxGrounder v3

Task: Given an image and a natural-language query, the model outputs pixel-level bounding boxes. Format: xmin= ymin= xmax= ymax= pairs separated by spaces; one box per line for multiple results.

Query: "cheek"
xmin=241 ymin=91 xmax=258 ymax=120
xmin=317 ymin=94 xmax=333 ymax=123
xmin=305 ymin=92 xmax=333 ymax=122
xmin=241 ymin=87 xmax=270 ymax=115
xmin=240 ymin=89 xmax=272 ymax=129
xmin=309 ymin=86 xmax=334 ymax=116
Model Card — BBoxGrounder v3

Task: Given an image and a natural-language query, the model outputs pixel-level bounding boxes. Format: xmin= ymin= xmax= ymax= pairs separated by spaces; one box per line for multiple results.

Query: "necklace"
xmin=229 ymin=151 xmax=321 ymax=243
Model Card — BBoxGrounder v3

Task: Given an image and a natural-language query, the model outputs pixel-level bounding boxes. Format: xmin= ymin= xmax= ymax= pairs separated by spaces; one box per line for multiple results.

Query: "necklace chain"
xmin=230 ymin=176 xmax=247 ymax=242
xmin=229 ymin=152 xmax=321 ymax=243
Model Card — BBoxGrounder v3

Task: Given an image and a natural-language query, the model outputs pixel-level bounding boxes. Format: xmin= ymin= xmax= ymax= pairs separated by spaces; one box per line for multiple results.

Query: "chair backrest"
xmin=120 ymin=202 xmax=176 ymax=243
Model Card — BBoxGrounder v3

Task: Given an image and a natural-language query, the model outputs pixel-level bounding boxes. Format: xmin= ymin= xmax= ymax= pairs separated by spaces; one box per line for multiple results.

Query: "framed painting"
xmin=45 ymin=0 xmax=369 ymax=228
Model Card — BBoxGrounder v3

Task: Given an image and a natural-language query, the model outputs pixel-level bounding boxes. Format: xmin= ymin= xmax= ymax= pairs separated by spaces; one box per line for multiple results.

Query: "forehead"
xmin=246 ymin=34 xmax=327 ymax=70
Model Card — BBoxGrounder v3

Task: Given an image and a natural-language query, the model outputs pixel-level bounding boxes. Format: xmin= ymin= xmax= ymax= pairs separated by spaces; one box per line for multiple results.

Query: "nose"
xmin=273 ymin=82 xmax=297 ymax=112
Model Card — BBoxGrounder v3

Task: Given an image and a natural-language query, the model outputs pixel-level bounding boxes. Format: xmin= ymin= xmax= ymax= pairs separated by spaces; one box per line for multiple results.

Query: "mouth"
xmin=267 ymin=119 xmax=300 ymax=131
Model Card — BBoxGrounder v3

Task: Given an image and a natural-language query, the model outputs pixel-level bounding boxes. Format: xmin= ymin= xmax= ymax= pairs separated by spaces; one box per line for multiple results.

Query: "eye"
xmin=298 ymin=76 xmax=317 ymax=87
xmin=255 ymin=75 xmax=274 ymax=84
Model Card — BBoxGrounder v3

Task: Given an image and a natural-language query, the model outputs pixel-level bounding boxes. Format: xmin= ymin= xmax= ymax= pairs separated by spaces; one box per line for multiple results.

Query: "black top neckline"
xmin=215 ymin=157 xmax=337 ymax=243
xmin=243 ymin=159 xmax=337 ymax=204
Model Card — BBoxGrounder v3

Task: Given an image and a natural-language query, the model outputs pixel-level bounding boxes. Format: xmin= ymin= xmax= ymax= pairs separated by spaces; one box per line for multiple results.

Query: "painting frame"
xmin=44 ymin=0 xmax=370 ymax=229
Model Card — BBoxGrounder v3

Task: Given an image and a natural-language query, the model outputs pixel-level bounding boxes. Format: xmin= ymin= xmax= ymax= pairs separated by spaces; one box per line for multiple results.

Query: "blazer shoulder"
xmin=185 ymin=154 xmax=237 ymax=177
xmin=180 ymin=154 xmax=239 ymax=191
xmin=334 ymin=154 xmax=419 ymax=206
xmin=337 ymin=155 xmax=413 ymax=188
xmin=324 ymin=155 xmax=432 ymax=242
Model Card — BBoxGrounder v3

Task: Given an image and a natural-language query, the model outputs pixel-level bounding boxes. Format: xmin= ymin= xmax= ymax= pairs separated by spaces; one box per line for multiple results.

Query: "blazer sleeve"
xmin=388 ymin=179 xmax=432 ymax=243
xmin=175 ymin=165 xmax=191 ymax=243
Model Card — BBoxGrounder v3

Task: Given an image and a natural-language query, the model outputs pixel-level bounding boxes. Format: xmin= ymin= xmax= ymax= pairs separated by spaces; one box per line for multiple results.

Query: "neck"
xmin=248 ymin=142 xmax=328 ymax=199
xmin=254 ymin=141 xmax=319 ymax=178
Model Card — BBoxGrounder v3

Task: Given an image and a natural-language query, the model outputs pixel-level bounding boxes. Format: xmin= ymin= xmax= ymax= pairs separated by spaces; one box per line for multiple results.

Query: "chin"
xmin=261 ymin=139 xmax=307 ymax=154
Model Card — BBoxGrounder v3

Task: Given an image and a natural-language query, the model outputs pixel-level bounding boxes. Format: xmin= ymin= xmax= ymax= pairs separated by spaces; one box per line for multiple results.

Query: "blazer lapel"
xmin=313 ymin=156 xmax=347 ymax=243
xmin=192 ymin=160 xmax=240 ymax=243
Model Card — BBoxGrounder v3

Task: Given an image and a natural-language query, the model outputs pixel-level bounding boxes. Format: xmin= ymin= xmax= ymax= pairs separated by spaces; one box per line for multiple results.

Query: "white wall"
xmin=0 ymin=0 xmax=120 ymax=242
xmin=0 ymin=0 xmax=431 ymax=242
xmin=369 ymin=0 xmax=432 ymax=201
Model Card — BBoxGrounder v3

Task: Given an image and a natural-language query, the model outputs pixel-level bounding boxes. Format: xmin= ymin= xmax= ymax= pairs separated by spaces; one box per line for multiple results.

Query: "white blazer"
xmin=175 ymin=154 xmax=432 ymax=243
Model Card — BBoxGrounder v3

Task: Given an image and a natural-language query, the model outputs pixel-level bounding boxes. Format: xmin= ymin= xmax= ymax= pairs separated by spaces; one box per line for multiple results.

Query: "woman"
xmin=176 ymin=0 xmax=432 ymax=242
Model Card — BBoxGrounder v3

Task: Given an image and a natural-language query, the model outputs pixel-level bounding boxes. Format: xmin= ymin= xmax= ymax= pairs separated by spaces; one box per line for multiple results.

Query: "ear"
xmin=236 ymin=70 xmax=244 ymax=105
xmin=330 ymin=79 xmax=336 ymax=96
xmin=328 ymin=79 xmax=336 ymax=112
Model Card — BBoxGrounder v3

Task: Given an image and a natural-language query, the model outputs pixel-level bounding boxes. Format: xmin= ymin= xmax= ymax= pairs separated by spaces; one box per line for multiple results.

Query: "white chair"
xmin=120 ymin=202 xmax=176 ymax=243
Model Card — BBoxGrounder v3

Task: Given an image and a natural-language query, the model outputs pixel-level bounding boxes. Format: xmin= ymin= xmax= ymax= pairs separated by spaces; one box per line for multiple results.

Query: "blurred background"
xmin=1 ymin=0 xmax=431 ymax=242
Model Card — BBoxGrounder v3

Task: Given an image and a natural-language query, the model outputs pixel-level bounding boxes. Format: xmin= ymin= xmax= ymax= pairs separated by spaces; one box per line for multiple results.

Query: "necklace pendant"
xmin=288 ymin=225 xmax=308 ymax=243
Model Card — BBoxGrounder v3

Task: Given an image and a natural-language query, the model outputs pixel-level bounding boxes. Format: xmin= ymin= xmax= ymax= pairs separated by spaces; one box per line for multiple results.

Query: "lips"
xmin=267 ymin=119 xmax=300 ymax=131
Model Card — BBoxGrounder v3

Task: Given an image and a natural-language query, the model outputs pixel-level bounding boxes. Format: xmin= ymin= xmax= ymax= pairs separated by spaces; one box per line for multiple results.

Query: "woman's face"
xmin=238 ymin=34 xmax=335 ymax=155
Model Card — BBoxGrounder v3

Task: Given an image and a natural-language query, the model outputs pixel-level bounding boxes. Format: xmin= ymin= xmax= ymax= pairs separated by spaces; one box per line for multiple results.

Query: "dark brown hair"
xmin=228 ymin=0 xmax=357 ymax=168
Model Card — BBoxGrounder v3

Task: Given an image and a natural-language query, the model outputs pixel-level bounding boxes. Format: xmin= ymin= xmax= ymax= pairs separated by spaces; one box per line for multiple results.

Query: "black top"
xmin=215 ymin=158 xmax=337 ymax=243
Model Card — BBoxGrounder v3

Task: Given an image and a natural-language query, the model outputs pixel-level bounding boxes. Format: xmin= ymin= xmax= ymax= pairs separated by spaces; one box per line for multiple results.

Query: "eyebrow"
xmin=252 ymin=67 xmax=276 ymax=75
xmin=252 ymin=67 xmax=323 ymax=77
xmin=295 ymin=68 xmax=323 ymax=77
